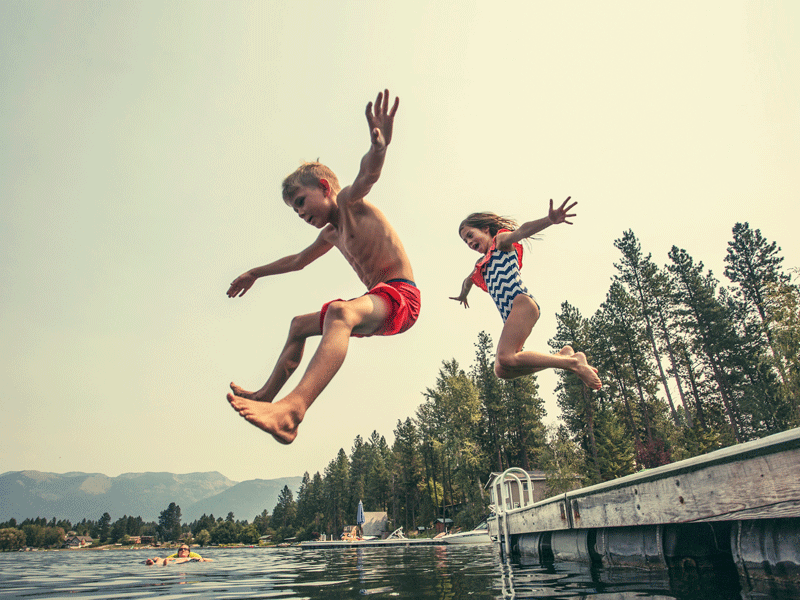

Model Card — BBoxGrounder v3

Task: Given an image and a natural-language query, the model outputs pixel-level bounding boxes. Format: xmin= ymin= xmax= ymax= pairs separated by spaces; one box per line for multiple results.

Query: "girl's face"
xmin=460 ymin=225 xmax=493 ymax=254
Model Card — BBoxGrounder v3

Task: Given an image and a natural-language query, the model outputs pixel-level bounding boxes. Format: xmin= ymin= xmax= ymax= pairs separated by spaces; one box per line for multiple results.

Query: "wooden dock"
xmin=488 ymin=427 xmax=800 ymax=585
xmin=299 ymin=538 xmax=445 ymax=549
xmin=491 ymin=427 xmax=800 ymax=536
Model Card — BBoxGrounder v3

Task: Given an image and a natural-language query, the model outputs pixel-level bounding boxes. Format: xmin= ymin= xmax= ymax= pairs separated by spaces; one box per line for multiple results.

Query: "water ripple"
xmin=0 ymin=544 xmax=783 ymax=599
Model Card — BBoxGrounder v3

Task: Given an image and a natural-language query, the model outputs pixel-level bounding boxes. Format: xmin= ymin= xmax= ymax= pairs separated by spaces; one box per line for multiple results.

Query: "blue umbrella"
xmin=356 ymin=499 xmax=365 ymax=527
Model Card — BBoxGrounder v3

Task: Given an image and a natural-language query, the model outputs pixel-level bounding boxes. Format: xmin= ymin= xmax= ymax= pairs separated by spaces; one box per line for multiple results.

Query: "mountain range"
xmin=0 ymin=470 xmax=303 ymax=524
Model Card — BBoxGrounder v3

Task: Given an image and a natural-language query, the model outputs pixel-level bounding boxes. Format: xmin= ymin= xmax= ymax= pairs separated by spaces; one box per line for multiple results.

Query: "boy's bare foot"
xmin=229 ymin=382 xmax=270 ymax=402
xmin=572 ymin=352 xmax=602 ymax=390
xmin=227 ymin=393 xmax=303 ymax=444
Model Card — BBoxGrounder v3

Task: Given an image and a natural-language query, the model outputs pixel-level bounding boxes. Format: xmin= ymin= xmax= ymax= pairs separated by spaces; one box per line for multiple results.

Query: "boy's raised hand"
xmin=366 ymin=89 xmax=399 ymax=149
xmin=548 ymin=197 xmax=578 ymax=225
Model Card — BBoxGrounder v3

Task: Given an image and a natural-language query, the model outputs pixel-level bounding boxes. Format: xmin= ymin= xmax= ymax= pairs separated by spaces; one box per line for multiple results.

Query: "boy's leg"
xmin=227 ymin=294 xmax=390 ymax=444
xmin=230 ymin=312 xmax=321 ymax=402
xmin=494 ymin=298 xmax=601 ymax=389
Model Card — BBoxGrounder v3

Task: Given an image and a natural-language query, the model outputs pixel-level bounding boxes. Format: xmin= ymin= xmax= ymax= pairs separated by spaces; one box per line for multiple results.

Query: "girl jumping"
xmin=450 ymin=198 xmax=602 ymax=390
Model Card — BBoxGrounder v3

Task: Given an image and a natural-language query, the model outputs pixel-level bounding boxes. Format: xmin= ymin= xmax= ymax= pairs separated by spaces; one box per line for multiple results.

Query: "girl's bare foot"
xmin=558 ymin=345 xmax=575 ymax=356
xmin=227 ymin=393 xmax=303 ymax=444
xmin=572 ymin=352 xmax=602 ymax=390
xmin=229 ymin=382 xmax=270 ymax=402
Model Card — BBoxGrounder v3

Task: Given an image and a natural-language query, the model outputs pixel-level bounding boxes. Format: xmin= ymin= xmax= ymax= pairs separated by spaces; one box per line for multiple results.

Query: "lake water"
xmin=0 ymin=545 xmax=794 ymax=599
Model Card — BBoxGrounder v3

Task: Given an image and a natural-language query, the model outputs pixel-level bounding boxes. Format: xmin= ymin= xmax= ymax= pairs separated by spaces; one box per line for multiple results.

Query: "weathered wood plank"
xmin=504 ymin=496 xmax=570 ymax=535
xmin=694 ymin=499 xmax=800 ymax=522
xmin=570 ymin=446 xmax=800 ymax=529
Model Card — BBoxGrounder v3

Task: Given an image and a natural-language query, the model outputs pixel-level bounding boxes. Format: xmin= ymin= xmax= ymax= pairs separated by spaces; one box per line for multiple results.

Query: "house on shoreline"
xmin=63 ymin=535 xmax=92 ymax=548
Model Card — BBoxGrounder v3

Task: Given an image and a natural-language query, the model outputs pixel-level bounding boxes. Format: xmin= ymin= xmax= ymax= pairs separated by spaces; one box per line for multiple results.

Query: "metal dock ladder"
xmin=490 ymin=467 xmax=535 ymax=556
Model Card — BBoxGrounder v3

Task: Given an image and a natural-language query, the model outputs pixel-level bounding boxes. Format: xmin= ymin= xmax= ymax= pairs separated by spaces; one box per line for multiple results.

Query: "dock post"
xmin=731 ymin=518 xmax=800 ymax=585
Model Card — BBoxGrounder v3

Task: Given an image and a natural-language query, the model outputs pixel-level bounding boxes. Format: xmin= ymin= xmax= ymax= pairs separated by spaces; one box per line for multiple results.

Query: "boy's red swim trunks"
xmin=319 ymin=279 xmax=421 ymax=338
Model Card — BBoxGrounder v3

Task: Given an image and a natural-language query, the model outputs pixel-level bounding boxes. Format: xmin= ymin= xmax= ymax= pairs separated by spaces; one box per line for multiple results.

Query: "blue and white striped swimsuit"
xmin=470 ymin=231 xmax=540 ymax=323
xmin=483 ymin=247 xmax=536 ymax=322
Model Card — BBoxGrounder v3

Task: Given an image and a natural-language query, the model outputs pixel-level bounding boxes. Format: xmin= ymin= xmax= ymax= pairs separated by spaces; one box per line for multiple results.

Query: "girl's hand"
xmin=449 ymin=294 xmax=470 ymax=308
xmin=548 ymin=197 xmax=577 ymax=225
xmin=451 ymin=276 xmax=473 ymax=308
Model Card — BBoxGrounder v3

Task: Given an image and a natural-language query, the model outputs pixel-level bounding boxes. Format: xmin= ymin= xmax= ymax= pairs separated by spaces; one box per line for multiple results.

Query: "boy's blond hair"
xmin=282 ymin=162 xmax=341 ymax=201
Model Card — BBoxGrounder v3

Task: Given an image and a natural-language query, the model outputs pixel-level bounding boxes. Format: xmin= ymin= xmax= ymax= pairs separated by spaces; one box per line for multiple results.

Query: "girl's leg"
xmin=230 ymin=312 xmax=321 ymax=402
xmin=494 ymin=296 xmax=601 ymax=389
xmin=227 ymin=294 xmax=390 ymax=444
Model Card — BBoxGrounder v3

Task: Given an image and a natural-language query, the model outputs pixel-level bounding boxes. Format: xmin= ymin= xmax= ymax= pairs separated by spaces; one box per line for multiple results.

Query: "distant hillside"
xmin=0 ymin=470 xmax=302 ymax=523
xmin=183 ymin=478 xmax=302 ymax=522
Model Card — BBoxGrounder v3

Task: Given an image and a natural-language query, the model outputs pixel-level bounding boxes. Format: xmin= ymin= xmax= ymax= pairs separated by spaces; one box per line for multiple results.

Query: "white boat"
xmin=439 ymin=519 xmax=493 ymax=545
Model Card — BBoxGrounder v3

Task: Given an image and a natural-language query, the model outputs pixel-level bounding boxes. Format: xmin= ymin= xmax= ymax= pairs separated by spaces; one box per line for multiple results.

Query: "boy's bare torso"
xmin=322 ymin=197 xmax=414 ymax=290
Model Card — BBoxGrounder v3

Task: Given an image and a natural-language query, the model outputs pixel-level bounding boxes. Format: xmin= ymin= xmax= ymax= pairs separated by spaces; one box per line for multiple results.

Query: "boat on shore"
xmin=439 ymin=519 xmax=493 ymax=545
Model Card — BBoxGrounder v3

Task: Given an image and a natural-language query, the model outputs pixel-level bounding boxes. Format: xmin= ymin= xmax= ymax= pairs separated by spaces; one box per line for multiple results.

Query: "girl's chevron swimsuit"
xmin=469 ymin=229 xmax=539 ymax=323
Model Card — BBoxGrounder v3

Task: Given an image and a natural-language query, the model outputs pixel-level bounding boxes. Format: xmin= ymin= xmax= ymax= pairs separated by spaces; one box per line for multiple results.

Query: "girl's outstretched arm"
xmin=496 ymin=197 xmax=577 ymax=251
xmin=449 ymin=276 xmax=474 ymax=308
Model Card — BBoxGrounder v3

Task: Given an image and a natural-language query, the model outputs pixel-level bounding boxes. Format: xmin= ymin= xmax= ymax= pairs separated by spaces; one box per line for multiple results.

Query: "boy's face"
xmin=285 ymin=181 xmax=334 ymax=229
xmin=460 ymin=225 xmax=492 ymax=254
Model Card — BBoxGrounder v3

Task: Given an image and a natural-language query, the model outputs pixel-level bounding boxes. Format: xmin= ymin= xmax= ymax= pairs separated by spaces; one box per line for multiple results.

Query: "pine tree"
xmin=295 ymin=472 xmax=317 ymax=533
xmin=157 ymin=504 xmax=180 ymax=542
xmin=98 ymin=512 xmax=112 ymax=543
xmin=540 ymin=424 xmax=587 ymax=496
xmin=470 ymin=331 xmax=507 ymax=472
xmin=724 ymin=223 xmax=789 ymax=358
xmin=501 ymin=375 xmax=546 ymax=472
xmin=349 ymin=435 xmax=368 ymax=512
xmin=762 ymin=271 xmax=800 ymax=425
xmin=416 ymin=403 xmax=444 ymax=523
xmin=667 ymin=246 xmax=745 ymax=442
xmin=365 ymin=431 xmax=391 ymax=511
xmin=593 ymin=406 xmax=635 ymax=480
xmin=391 ymin=418 xmax=421 ymax=531
xmin=323 ymin=450 xmax=350 ymax=534
xmin=550 ymin=302 xmax=602 ymax=483
xmin=725 ymin=223 xmax=797 ymax=428
xmin=419 ymin=360 xmax=485 ymax=527
xmin=601 ymin=282 xmax=660 ymax=450
xmin=614 ymin=230 xmax=682 ymax=423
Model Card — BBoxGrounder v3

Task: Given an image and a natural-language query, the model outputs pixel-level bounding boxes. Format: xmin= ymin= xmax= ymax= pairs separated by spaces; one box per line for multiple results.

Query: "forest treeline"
xmin=3 ymin=223 xmax=797 ymax=550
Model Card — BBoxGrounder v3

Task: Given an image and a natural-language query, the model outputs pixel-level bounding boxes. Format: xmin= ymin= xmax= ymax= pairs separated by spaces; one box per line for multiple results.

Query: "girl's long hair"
xmin=459 ymin=212 xmax=539 ymax=247
xmin=458 ymin=212 xmax=518 ymax=237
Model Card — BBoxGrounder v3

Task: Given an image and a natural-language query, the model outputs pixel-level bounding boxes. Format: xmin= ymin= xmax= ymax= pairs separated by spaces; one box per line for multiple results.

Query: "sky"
xmin=2 ymin=1 xmax=799 ymax=484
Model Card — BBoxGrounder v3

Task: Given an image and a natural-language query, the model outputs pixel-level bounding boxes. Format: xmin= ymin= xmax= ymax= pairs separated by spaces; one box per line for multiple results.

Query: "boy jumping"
xmin=226 ymin=90 xmax=419 ymax=445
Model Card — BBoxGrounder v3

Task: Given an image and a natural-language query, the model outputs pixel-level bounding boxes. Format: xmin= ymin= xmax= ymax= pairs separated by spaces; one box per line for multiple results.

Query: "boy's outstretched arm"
xmin=339 ymin=89 xmax=399 ymax=204
xmin=227 ymin=232 xmax=333 ymax=298
xmin=497 ymin=197 xmax=577 ymax=250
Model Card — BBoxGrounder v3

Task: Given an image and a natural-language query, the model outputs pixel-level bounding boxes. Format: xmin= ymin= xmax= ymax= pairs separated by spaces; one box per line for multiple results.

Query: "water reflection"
xmin=0 ymin=545 xmax=797 ymax=599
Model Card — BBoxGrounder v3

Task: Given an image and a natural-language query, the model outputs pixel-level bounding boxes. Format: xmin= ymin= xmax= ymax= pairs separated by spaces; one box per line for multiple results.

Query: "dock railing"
xmin=490 ymin=467 xmax=536 ymax=554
